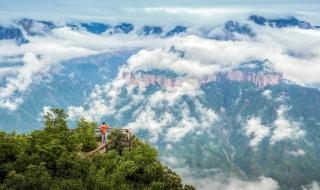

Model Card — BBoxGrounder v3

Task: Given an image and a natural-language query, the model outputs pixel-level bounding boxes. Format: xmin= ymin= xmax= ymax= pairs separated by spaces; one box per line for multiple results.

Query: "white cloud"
xmin=148 ymin=80 xmax=201 ymax=106
xmin=124 ymin=97 xmax=218 ymax=143
xmin=0 ymin=97 xmax=23 ymax=111
xmin=288 ymin=149 xmax=305 ymax=156
xmin=270 ymin=106 xmax=305 ymax=145
xmin=0 ymin=52 xmax=56 ymax=110
xmin=244 ymin=117 xmax=270 ymax=149
xmin=67 ymin=106 xmax=85 ymax=120
xmin=242 ymin=106 xmax=306 ymax=148
xmin=302 ymin=182 xmax=320 ymax=190
xmin=0 ymin=29 xmax=99 ymax=110
xmin=125 ymin=29 xmax=320 ymax=85
xmin=126 ymin=48 xmax=220 ymax=77
xmin=164 ymin=106 xmax=197 ymax=142
xmin=126 ymin=107 xmax=168 ymax=143
xmin=262 ymin=89 xmax=272 ymax=99
xmin=37 ymin=106 xmax=53 ymax=121
xmin=67 ymin=85 xmax=110 ymax=121
xmin=37 ymin=106 xmax=62 ymax=122
xmin=184 ymin=176 xmax=279 ymax=190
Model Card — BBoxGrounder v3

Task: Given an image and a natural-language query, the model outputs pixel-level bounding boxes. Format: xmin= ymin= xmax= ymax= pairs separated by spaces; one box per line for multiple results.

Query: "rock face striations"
xmin=121 ymin=70 xmax=283 ymax=89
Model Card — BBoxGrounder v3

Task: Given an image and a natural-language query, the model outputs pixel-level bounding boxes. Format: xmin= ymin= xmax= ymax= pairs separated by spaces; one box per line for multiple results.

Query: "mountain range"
xmin=1 ymin=15 xmax=320 ymax=189
xmin=1 ymin=15 xmax=319 ymax=45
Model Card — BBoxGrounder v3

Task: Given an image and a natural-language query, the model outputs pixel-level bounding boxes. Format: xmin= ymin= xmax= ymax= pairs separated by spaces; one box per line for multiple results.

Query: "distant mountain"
xmin=0 ymin=16 xmax=318 ymax=45
xmin=224 ymin=21 xmax=255 ymax=37
xmin=80 ymin=22 xmax=111 ymax=34
xmin=165 ymin=26 xmax=187 ymax=37
xmin=249 ymin=15 xmax=313 ymax=29
xmin=0 ymin=25 xmax=28 ymax=44
xmin=113 ymin=23 xmax=135 ymax=34
xmin=138 ymin=26 xmax=163 ymax=36
xmin=18 ymin=18 xmax=56 ymax=36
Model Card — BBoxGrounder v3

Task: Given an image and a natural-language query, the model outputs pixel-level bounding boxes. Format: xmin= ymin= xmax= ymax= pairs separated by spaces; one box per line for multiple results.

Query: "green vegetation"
xmin=0 ymin=108 xmax=195 ymax=190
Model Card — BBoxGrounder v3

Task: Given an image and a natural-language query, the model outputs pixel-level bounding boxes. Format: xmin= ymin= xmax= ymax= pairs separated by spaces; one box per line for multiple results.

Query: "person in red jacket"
xmin=100 ymin=122 xmax=110 ymax=144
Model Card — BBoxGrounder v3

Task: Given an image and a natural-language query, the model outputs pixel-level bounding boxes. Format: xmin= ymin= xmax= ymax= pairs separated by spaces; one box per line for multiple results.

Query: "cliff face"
xmin=121 ymin=70 xmax=282 ymax=88
xmin=225 ymin=71 xmax=283 ymax=88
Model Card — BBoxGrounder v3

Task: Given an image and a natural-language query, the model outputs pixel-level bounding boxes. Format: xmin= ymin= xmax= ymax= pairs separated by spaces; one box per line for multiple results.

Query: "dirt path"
xmin=84 ymin=142 xmax=107 ymax=156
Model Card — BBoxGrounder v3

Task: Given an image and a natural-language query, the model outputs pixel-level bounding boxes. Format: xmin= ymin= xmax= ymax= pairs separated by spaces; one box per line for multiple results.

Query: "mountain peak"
xmin=139 ymin=25 xmax=163 ymax=36
xmin=113 ymin=23 xmax=134 ymax=34
xmin=80 ymin=22 xmax=111 ymax=34
xmin=249 ymin=15 xmax=313 ymax=29
xmin=165 ymin=25 xmax=187 ymax=37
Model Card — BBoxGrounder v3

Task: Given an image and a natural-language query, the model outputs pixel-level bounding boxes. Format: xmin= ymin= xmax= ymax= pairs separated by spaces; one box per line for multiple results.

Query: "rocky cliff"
xmin=121 ymin=70 xmax=282 ymax=88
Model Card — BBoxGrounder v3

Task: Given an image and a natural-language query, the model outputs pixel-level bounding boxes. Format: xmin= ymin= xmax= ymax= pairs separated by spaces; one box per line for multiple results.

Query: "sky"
xmin=1 ymin=0 xmax=320 ymax=22
xmin=2 ymin=0 xmax=320 ymax=7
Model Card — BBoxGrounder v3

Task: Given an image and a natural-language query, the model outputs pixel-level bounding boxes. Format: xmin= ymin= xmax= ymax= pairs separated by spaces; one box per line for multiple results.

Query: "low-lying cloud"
xmin=244 ymin=117 xmax=270 ymax=148
xmin=244 ymin=105 xmax=306 ymax=149
xmin=270 ymin=105 xmax=305 ymax=145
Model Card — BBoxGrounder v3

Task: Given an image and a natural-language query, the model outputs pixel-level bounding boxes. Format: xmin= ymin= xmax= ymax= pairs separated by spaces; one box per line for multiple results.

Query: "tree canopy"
xmin=0 ymin=108 xmax=195 ymax=190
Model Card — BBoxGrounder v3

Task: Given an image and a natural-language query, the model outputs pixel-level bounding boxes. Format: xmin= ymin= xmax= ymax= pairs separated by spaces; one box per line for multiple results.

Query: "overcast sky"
xmin=1 ymin=0 xmax=319 ymax=12
xmin=1 ymin=0 xmax=320 ymax=7
xmin=0 ymin=0 xmax=319 ymax=22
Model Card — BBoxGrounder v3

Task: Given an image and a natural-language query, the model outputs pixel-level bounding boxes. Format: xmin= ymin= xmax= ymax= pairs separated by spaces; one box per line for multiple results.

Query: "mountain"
xmin=18 ymin=18 xmax=56 ymax=36
xmin=0 ymin=25 xmax=28 ymax=44
xmin=113 ymin=23 xmax=135 ymax=34
xmin=80 ymin=22 xmax=111 ymax=34
xmin=249 ymin=15 xmax=313 ymax=29
xmin=165 ymin=26 xmax=187 ymax=37
xmin=138 ymin=26 xmax=163 ymax=36
xmin=224 ymin=21 xmax=255 ymax=37
xmin=106 ymin=62 xmax=320 ymax=189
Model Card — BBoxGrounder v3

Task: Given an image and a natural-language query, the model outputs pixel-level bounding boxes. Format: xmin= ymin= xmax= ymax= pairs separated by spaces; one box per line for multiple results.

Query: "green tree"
xmin=0 ymin=132 xmax=27 ymax=182
xmin=76 ymin=118 xmax=98 ymax=152
xmin=2 ymin=164 xmax=51 ymax=190
xmin=0 ymin=108 xmax=195 ymax=190
xmin=107 ymin=129 xmax=130 ymax=155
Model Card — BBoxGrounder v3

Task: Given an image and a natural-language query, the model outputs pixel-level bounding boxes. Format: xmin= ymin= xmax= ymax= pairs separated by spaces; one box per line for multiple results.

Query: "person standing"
xmin=100 ymin=122 xmax=110 ymax=144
